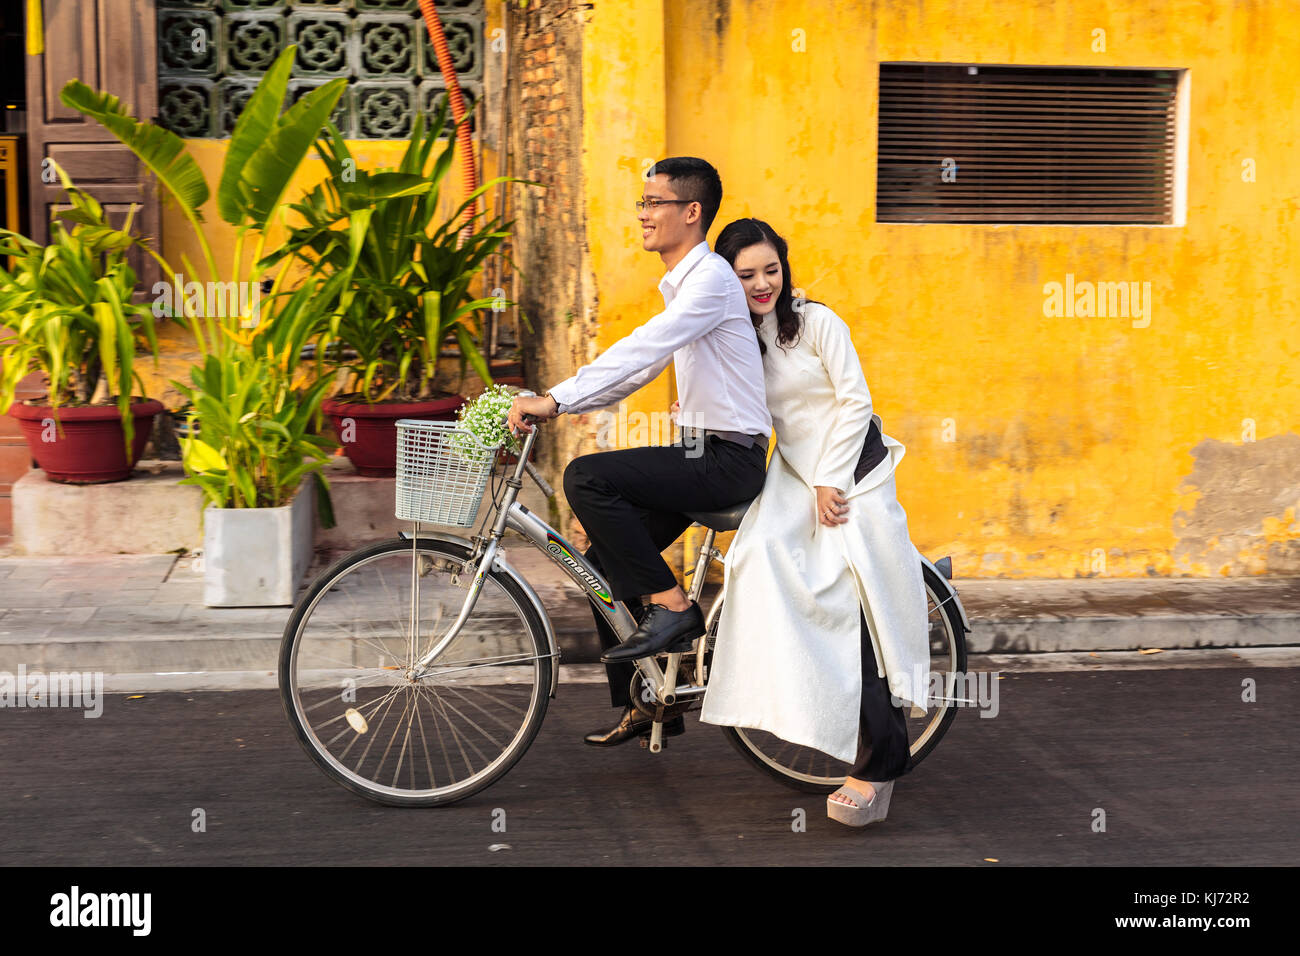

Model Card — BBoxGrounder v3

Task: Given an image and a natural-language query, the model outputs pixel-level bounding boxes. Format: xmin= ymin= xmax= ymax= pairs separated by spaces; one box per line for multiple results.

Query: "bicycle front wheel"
xmin=279 ymin=537 xmax=553 ymax=807
xmin=715 ymin=561 xmax=967 ymax=793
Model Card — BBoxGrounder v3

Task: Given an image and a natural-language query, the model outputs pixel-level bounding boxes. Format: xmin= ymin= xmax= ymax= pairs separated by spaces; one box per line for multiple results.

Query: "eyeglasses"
xmin=634 ymin=198 xmax=693 ymax=212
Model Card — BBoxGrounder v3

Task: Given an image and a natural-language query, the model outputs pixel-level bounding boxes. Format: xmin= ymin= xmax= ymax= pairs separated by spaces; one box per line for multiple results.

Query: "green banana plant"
xmin=0 ymin=166 xmax=159 ymax=453
xmin=60 ymin=46 xmax=347 ymax=518
xmin=260 ymin=102 xmax=536 ymax=403
xmin=61 ymin=46 xmax=346 ymax=324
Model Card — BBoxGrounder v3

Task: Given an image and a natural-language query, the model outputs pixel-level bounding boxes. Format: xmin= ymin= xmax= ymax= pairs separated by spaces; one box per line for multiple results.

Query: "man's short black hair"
xmin=647 ymin=157 xmax=723 ymax=237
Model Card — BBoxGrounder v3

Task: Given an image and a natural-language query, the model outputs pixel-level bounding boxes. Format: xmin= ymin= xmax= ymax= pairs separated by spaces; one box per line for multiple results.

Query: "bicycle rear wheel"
xmin=715 ymin=561 xmax=967 ymax=793
xmin=279 ymin=537 xmax=553 ymax=807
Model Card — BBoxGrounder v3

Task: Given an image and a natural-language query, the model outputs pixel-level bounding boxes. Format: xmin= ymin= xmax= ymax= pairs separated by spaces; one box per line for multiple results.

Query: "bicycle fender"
xmin=399 ymin=529 xmax=475 ymax=550
xmin=490 ymin=549 xmax=561 ymax=699
xmin=919 ymin=552 xmax=971 ymax=632
xmin=398 ymin=531 xmax=561 ymax=698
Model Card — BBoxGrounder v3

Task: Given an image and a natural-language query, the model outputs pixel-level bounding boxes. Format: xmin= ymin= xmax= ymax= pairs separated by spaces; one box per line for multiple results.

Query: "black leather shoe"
xmin=583 ymin=705 xmax=686 ymax=747
xmin=600 ymin=601 xmax=705 ymax=663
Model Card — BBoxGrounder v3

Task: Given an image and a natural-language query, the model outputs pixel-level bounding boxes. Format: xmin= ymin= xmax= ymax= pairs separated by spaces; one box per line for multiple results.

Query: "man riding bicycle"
xmin=507 ymin=156 xmax=771 ymax=747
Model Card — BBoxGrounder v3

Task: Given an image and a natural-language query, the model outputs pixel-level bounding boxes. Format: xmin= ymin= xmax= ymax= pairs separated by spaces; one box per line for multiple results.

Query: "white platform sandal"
xmin=826 ymin=779 xmax=894 ymax=827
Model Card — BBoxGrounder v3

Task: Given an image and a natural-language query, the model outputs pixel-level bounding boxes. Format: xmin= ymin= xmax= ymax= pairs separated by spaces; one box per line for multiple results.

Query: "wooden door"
xmin=24 ymin=0 xmax=160 ymax=287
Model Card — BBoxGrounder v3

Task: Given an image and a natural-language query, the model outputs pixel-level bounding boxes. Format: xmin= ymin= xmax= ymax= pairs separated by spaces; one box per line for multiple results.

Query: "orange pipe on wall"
xmin=417 ymin=0 xmax=478 ymax=228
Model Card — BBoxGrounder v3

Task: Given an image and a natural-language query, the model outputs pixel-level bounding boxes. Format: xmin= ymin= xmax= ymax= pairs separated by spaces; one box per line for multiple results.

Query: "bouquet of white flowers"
xmin=453 ymin=383 xmax=522 ymax=458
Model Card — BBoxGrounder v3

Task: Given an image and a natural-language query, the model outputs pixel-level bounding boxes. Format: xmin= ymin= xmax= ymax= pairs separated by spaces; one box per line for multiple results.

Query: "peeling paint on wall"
xmin=1173 ymin=434 xmax=1300 ymax=575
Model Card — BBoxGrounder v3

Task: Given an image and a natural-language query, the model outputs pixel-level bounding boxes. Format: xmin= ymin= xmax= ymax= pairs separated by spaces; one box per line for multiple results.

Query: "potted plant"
xmin=175 ymin=333 xmax=337 ymax=606
xmin=262 ymin=105 xmax=532 ymax=476
xmin=62 ymin=46 xmax=347 ymax=603
xmin=0 ymin=169 xmax=162 ymax=483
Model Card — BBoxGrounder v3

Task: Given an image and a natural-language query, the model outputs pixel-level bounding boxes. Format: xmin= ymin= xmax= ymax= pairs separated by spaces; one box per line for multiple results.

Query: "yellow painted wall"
xmin=577 ymin=0 xmax=1300 ymax=577
xmin=578 ymin=0 xmax=674 ymax=422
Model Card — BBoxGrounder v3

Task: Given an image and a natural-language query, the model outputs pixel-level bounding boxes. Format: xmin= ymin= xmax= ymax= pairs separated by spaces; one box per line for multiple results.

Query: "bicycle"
xmin=279 ymin=409 xmax=971 ymax=806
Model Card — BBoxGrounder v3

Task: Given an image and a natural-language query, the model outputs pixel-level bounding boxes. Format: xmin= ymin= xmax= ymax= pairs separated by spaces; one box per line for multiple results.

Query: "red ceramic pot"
xmin=9 ymin=398 xmax=164 ymax=483
xmin=322 ymin=394 xmax=467 ymax=477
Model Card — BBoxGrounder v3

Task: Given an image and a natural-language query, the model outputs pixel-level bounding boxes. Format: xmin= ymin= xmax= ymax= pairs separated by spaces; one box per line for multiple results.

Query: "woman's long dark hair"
xmin=714 ymin=218 xmax=821 ymax=355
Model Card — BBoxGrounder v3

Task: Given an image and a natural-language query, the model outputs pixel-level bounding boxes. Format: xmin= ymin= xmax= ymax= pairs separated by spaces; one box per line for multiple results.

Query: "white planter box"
xmin=202 ymin=479 xmax=315 ymax=607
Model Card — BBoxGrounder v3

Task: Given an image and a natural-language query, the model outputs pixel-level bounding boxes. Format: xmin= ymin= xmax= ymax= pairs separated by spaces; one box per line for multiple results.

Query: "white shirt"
xmin=547 ymin=240 xmax=771 ymax=437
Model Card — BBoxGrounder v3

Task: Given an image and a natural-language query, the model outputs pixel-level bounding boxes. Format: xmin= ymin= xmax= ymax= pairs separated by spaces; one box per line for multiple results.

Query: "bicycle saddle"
xmin=684 ymin=498 xmax=755 ymax=532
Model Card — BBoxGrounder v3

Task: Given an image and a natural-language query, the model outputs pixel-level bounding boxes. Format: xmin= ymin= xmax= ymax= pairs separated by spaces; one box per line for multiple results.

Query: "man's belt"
xmin=680 ymin=426 xmax=768 ymax=453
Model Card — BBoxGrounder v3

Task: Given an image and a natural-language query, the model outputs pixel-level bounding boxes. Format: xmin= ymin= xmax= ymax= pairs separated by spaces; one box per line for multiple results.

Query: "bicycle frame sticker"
xmin=543 ymin=531 xmax=616 ymax=610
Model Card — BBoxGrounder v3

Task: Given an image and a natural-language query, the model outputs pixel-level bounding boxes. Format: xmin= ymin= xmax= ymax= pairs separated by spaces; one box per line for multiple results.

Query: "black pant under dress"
xmin=847 ymin=419 xmax=911 ymax=781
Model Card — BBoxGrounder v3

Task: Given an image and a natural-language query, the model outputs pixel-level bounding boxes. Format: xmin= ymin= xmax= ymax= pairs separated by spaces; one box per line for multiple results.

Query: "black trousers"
xmin=562 ymin=434 xmax=768 ymax=707
xmin=850 ymin=608 xmax=911 ymax=780
xmin=847 ymin=418 xmax=910 ymax=781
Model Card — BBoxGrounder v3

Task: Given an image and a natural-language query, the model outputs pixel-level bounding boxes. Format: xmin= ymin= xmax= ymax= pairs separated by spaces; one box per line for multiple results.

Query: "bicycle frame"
xmin=407 ymin=421 xmax=688 ymax=720
xmin=395 ymin=413 xmax=980 ymax=768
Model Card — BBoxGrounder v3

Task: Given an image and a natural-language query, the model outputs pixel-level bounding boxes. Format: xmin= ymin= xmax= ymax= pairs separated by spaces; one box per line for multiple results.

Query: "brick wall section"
xmin=508 ymin=1 xmax=600 ymax=546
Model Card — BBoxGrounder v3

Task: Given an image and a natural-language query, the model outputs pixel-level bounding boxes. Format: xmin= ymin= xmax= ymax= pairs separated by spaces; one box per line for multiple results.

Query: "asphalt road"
xmin=1 ymin=667 xmax=1296 ymax=866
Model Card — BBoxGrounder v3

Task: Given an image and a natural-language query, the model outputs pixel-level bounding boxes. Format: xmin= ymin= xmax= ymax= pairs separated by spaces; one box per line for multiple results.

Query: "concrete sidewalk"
xmin=0 ymin=541 xmax=1296 ymax=688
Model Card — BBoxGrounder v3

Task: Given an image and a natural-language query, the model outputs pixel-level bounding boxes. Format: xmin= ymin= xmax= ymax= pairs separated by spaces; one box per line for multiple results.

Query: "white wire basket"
xmin=395 ymin=419 xmax=500 ymax=527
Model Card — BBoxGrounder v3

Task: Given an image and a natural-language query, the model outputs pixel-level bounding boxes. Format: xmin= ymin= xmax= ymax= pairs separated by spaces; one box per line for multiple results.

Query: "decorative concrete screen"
xmin=156 ymin=0 xmax=484 ymax=139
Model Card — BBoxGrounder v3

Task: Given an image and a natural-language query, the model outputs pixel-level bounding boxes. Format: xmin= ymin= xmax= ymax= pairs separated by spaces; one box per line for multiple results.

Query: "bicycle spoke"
xmin=436 ymin=682 xmax=533 ymax=737
xmin=299 ymin=673 xmax=402 ymax=715
xmin=375 ymin=691 xmax=414 ymax=786
xmin=423 ymin=683 xmax=460 ymax=785
xmin=417 ymin=653 xmax=553 ymax=681
xmin=421 ymin=683 xmax=484 ymax=775
xmin=325 ymin=684 xmax=404 ymax=749
xmin=432 ymin=681 xmax=531 ymax=719
xmin=310 ymin=585 xmax=411 ymax=665
xmin=413 ymin=698 xmax=437 ymax=790
xmin=349 ymin=687 xmax=403 ymax=772
xmin=420 ymin=684 xmax=504 ymax=753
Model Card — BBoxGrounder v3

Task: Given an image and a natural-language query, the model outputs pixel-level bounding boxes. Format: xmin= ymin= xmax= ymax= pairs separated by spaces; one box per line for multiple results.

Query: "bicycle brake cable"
xmin=475 ymin=448 xmax=507 ymax=541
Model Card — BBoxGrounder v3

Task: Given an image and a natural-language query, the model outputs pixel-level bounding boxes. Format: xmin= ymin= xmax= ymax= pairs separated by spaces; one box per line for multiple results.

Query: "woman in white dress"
xmin=698 ymin=218 xmax=931 ymax=828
